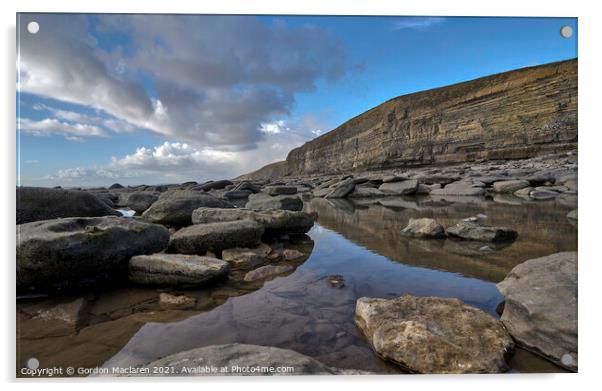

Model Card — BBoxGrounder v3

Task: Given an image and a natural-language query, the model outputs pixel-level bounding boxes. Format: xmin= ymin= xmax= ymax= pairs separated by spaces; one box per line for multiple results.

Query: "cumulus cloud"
xmin=19 ymin=14 xmax=348 ymax=147
xmin=391 ymin=17 xmax=445 ymax=31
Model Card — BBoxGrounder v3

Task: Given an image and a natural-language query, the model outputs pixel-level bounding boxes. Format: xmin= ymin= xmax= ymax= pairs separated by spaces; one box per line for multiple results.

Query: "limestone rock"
xmin=158 ymin=293 xmax=197 ymax=310
xmin=17 ymin=187 xmax=120 ymax=224
xmin=192 ymin=207 xmax=314 ymax=235
xmin=497 ymin=252 xmax=577 ymax=371
xmin=378 ymin=179 xmax=418 ymax=195
xmin=168 ymin=220 xmax=263 ymax=255
xmin=401 ymin=218 xmax=445 ymax=238
xmin=265 ymin=186 xmax=298 ymax=196
xmin=245 ymin=193 xmax=303 ymax=211
xmin=197 ymin=180 xmax=234 ymax=191
xmin=243 ymin=264 xmax=294 ymax=282
xmin=129 ymin=253 xmax=229 ymax=287
xmin=125 ymin=191 xmax=159 ymax=214
xmin=325 ymin=178 xmax=357 ymax=198
xmin=348 ymin=186 xmax=386 ymax=198
xmin=355 ymin=295 xmax=514 ymax=373
xmin=221 ymin=244 xmax=272 ymax=270
xmin=17 ymin=216 xmax=169 ymax=290
xmin=446 ymin=221 xmax=518 ymax=242
xmin=492 ymin=180 xmax=530 ymax=193
xmin=430 ymin=181 xmax=486 ymax=196
xmin=142 ymin=190 xmax=233 ymax=226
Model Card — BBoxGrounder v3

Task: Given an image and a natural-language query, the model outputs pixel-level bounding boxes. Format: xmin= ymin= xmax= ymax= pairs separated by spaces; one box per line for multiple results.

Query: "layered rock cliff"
xmin=286 ymin=59 xmax=577 ymax=176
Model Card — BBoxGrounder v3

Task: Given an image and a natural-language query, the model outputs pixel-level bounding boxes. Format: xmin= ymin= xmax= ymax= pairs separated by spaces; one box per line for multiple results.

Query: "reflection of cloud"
xmin=391 ymin=17 xmax=445 ymax=31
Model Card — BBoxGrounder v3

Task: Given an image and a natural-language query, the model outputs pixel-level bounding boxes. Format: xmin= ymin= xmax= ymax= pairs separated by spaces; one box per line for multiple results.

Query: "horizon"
xmin=17 ymin=14 xmax=577 ymax=187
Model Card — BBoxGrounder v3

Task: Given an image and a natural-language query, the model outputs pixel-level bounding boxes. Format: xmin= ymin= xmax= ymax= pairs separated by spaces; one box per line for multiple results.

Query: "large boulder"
xmin=17 ymin=187 xmax=120 ymax=224
xmin=118 ymin=344 xmax=361 ymax=376
xmin=325 ymin=178 xmax=357 ymax=198
xmin=348 ymin=186 xmax=386 ymax=198
xmin=192 ymin=207 xmax=314 ymax=235
xmin=142 ymin=190 xmax=233 ymax=226
xmin=378 ymin=179 xmax=419 ymax=195
xmin=196 ymin=180 xmax=233 ymax=191
xmin=497 ymin=252 xmax=577 ymax=371
xmin=264 ymin=186 xmax=298 ymax=196
xmin=355 ymin=295 xmax=514 ymax=373
xmin=446 ymin=221 xmax=518 ymax=242
xmin=129 ymin=253 xmax=229 ymax=287
xmin=492 ymin=180 xmax=530 ymax=193
xmin=168 ymin=220 xmax=264 ymax=255
xmin=429 ymin=181 xmax=486 ymax=196
xmin=401 ymin=218 xmax=445 ymax=238
xmin=125 ymin=191 xmax=159 ymax=214
xmin=17 ymin=216 xmax=169 ymax=290
xmin=245 ymin=193 xmax=303 ymax=211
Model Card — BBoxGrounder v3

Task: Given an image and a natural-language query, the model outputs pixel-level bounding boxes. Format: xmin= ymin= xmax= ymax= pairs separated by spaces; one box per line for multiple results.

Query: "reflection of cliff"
xmin=305 ymin=197 xmax=577 ymax=282
xmin=287 ymin=59 xmax=577 ymax=175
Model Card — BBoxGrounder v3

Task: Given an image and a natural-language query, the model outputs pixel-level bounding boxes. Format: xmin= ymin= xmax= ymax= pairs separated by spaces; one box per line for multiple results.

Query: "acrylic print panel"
xmin=16 ymin=13 xmax=577 ymax=377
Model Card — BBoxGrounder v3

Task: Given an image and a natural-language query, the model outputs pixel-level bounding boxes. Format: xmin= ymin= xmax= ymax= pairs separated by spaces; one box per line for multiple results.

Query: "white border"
xmin=2 ymin=1 xmax=600 ymax=390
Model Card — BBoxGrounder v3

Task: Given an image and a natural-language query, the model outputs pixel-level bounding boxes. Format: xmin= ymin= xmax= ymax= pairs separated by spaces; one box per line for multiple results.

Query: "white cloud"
xmin=391 ymin=17 xmax=445 ymax=31
xmin=19 ymin=14 xmax=349 ymax=148
xmin=18 ymin=118 xmax=107 ymax=140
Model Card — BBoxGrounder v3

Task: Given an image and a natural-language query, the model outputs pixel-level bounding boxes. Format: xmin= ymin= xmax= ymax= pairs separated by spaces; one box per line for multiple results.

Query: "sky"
xmin=16 ymin=14 xmax=577 ymax=187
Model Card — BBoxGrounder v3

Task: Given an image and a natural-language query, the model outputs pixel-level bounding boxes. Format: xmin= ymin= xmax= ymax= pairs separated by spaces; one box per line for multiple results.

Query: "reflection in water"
xmin=104 ymin=196 xmax=576 ymax=373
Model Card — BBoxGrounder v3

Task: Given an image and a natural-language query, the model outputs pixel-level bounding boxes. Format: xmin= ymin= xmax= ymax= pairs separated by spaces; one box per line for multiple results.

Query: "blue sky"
xmin=17 ymin=14 xmax=577 ymax=186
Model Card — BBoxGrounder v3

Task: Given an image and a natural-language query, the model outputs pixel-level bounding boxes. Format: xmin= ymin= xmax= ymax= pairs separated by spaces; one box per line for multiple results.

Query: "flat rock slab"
xmin=446 ymin=221 xmax=518 ymax=242
xmin=401 ymin=218 xmax=445 ymax=238
xmin=168 ymin=220 xmax=264 ymax=255
xmin=492 ymin=180 xmax=530 ymax=193
xmin=221 ymin=244 xmax=272 ymax=270
xmin=193 ymin=207 xmax=314 ymax=235
xmin=246 ymin=193 xmax=303 ymax=211
xmin=378 ymin=179 xmax=418 ymax=195
xmin=129 ymin=253 xmax=229 ymax=287
xmin=497 ymin=251 xmax=577 ymax=371
xmin=17 ymin=216 xmax=169 ymax=291
xmin=142 ymin=190 xmax=234 ymax=226
xmin=430 ymin=181 xmax=486 ymax=196
xmin=264 ymin=186 xmax=298 ymax=196
xmin=159 ymin=293 xmax=197 ymax=310
xmin=117 ymin=343 xmax=357 ymax=376
xmin=244 ymin=264 xmax=294 ymax=282
xmin=355 ymin=295 xmax=514 ymax=373
xmin=17 ymin=187 xmax=120 ymax=224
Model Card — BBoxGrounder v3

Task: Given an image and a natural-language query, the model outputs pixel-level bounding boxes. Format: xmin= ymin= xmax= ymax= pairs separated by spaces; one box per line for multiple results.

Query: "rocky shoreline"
xmin=17 ymin=150 xmax=578 ymax=375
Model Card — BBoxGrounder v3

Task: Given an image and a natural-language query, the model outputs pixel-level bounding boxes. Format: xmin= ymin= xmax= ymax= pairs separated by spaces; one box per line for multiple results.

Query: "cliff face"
xmin=235 ymin=160 xmax=288 ymax=181
xmin=286 ymin=59 xmax=577 ymax=175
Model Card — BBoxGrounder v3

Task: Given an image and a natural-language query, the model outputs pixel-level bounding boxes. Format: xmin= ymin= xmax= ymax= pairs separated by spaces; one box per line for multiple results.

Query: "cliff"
xmin=286 ymin=59 xmax=577 ymax=175
xmin=235 ymin=160 xmax=288 ymax=181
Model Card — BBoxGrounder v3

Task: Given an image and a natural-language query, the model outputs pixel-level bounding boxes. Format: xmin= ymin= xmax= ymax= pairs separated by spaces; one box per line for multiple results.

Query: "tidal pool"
xmin=18 ymin=194 xmax=577 ymax=375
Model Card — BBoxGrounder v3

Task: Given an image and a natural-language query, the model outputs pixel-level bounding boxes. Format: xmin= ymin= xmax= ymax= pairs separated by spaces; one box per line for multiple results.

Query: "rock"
xmin=129 ymin=253 xmax=229 ymax=287
xmin=400 ymin=218 xmax=445 ymax=239
xmin=325 ymin=178 xmax=358 ymax=198
xmin=414 ymin=174 xmax=460 ymax=185
xmin=159 ymin=293 xmax=197 ymax=310
xmin=265 ymin=186 xmax=298 ymax=196
xmin=282 ymin=249 xmax=304 ymax=260
xmin=513 ymin=187 xmax=533 ymax=198
xmin=197 ymin=180 xmax=234 ymax=191
xmin=120 ymin=344 xmax=354 ymax=376
xmin=223 ymin=190 xmax=251 ymax=200
xmin=382 ymin=175 xmax=407 ymax=183
xmin=192 ymin=207 xmax=314 ymax=235
xmin=523 ymin=172 xmax=555 ymax=186
xmin=109 ymin=183 xmax=124 ymax=189
xmin=17 ymin=187 xmax=120 ymax=224
xmin=284 ymin=60 xmax=576 ymax=176
xmin=529 ymin=190 xmax=559 ymax=200
xmin=355 ymin=295 xmax=514 ymax=373
xmin=221 ymin=244 xmax=272 ymax=270
xmin=348 ymin=186 xmax=386 ymax=198
xmin=233 ymin=181 xmax=261 ymax=193
xmin=567 ymin=209 xmax=578 ymax=220
xmin=243 ymin=264 xmax=294 ymax=282
xmin=557 ymin=174 xmax=577 ymax=191
xmin=325 ymin=275 xmax=345 ymax=288
xmin=492 ymin=180 xmax=530 ymax=193
xmin=126 ymin=191 xmax=159 ymax=214
xmin=446 ymin=221 xmax=518 ymax=242
xmin=378 ymin=179 xmax=418 ymax=195
xmin=497 ymin=252 xmax=577 ymax=371
xmin=168 ymin=220 xmax=264 ymax=255
xmin=430 ymin=181 xmax=486 ymax=196
xmin=17 ymin=216 xmax=169 ymax=290
xmin=142 ymin=190 xmax=234 ymax=226
xmin=245 ymin=193 xmax=303 ymax=211
xmin=33 ymin=297 xmax=88 ymax=328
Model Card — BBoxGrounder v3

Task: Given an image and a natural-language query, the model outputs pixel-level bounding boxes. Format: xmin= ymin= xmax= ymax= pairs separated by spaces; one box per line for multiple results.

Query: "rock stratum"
xmin=280 ymin=59 xmax=576 ymax=176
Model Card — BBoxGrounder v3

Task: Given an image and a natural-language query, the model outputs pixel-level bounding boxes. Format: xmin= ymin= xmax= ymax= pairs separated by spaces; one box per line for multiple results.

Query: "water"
xmin=17 ymin=195 xmax=577 ymax=374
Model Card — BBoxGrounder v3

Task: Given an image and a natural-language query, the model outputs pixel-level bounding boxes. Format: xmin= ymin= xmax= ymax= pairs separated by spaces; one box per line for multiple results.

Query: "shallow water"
xmin=18 ymin=194 xmax=577 ymax=375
